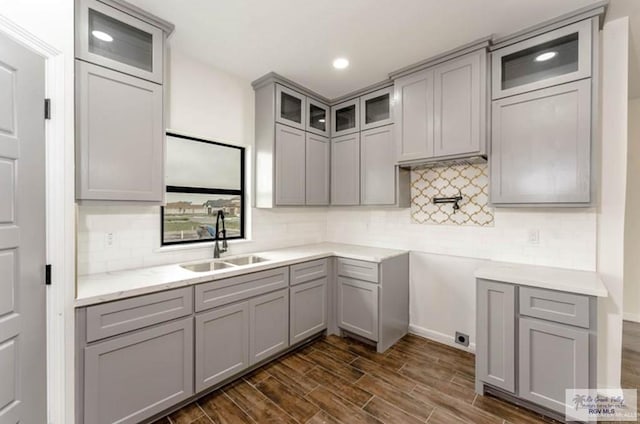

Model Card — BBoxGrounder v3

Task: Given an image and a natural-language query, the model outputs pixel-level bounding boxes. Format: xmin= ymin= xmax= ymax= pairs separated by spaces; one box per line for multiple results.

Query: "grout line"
xmin=424 ymin=408 xmax=435 ymax=423
xmin=471 ymin=394 xmax=478 ymax=406
xmin=222 ymin=392 xmax=258 ymax=424
xmin=361 ymin=394 xmax=374 ymax=411
xmin=195 ymin=404 xmax=214 ymax=423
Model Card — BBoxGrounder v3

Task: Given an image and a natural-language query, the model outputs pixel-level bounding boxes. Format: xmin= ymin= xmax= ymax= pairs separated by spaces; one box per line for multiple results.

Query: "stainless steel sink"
xmin=223 ymin=255 xmax=268 ymax=266
xmin=180 ymin=261 xmax=235 ymax=272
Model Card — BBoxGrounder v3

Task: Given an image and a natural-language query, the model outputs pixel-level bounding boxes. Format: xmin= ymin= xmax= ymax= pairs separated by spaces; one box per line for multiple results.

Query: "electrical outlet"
xmin=105 ymin=232 xmax=115 ymax=248
xmin=528 ymin=229 xmax=540 ymax=245
xmin=455 ymin=332 xmax=469 ymax=347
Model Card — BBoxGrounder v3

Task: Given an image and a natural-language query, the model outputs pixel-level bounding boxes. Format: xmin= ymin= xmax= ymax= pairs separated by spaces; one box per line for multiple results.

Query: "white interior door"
xmin=0 ymin=31 xmax=47 ymax=423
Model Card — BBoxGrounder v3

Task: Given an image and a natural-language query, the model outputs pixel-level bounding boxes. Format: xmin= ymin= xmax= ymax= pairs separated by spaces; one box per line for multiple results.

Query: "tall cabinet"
xmin=75 ymin=0 xmax=173 ymax=202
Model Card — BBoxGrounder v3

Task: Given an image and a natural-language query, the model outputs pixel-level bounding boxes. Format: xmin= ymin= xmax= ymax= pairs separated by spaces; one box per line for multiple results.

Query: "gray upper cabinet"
xmin=491 ymin=79 xmax=591 ymax=205
xmin=361 ymin=125 xmax=396 ymax=205
xmin=275 ymin=123 xmax=306 ymax=205
xmin=76 ymin=0 xmax=165 ymax=84
xmin=332 ymin=98 xmax=360 ymax=137
xmin=476 ymin=279 xmax=515 ymax=393
xmin=76 ymin=60 xmax=164 ymax=202
xmin=307 ymin=98 xmax=330 ymax=137
xmin=360 ymin=86 xmax=393 ymax=131
xmin=331 ymin=132 xmax=360 ymax=205
xmin=394 ymin=68 xmax=434 ymax=163
xmin=195 ymin=301 xmax=249 ymax=392
xmin=84 ymin=317 xmax=194 ymax=424
xmin=276 ymin=84 xmax=306 ymax=130
xmin=249 ymin=289 xmax=289 ymax=365
xmin=433 ymin=50 xmax=486 ymax=158
xmin=305 ymin=133 xmax=330 ymax=205
xmin=492 ymin=19 xmax=592 ymax=100
xmin=519 ymin=317 xmax=590 ymax=413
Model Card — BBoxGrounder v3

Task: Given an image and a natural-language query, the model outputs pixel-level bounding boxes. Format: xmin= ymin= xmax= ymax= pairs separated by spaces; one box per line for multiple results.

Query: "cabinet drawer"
xmin=86 ymin=287 xmax=193 ymax=342
xmin=195 ymin=267 xmax=289 ymax=312
xmin=290 ymin=259 xmax=328 ymax=286
xmin=519 ymin=287 xmax=590 ymax=328
xmin=337 ymin=258 xmax=378 ymax=283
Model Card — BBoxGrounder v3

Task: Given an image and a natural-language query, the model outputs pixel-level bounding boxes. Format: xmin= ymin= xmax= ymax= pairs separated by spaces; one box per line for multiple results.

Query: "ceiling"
xmin=129 ymin=0 xmax=636 ymax=99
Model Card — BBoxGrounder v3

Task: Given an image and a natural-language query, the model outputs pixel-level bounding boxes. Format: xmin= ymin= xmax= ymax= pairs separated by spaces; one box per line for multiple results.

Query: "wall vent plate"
xmin=455 ymin=331 xmax=469 ymax=347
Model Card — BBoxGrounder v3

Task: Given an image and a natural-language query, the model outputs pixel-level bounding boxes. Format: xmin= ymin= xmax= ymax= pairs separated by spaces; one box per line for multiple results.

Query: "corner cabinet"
xmin=489 ymin=17 xmax=597 ymax=207
xmin=274 ymin=124 xmax=306 ymax=205
xmin=75 ymin=0 xmax=173 ymax=202
xmin=331 ymin=132 xmax=361 ymax=205
xmin=306 ymin=133 xmax=330 ymax=205
xmin=393 ymin=48 xmax=487 ymax=165
xmin=476 ymin=279 xmax=598 ymax=420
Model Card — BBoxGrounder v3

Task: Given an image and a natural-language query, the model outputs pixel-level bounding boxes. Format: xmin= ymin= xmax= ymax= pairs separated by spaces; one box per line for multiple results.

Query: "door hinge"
xmin=44 ymin=98 xmax=51 ymax=120
xmin=45 ymin=264 xmax=52 ymax=285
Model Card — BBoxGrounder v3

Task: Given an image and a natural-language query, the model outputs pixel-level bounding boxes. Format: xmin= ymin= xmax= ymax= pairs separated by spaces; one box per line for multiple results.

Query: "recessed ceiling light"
xmin=333 ymin=58 xmax=349 ymax=69
xmin=92 ymin=30 xmax=114 ymax=42
xmin=534 ymin=51 xmax=557 ymax=62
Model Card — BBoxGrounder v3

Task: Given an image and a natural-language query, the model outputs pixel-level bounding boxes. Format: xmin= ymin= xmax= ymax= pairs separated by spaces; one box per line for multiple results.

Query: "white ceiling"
xmin=129 ymin=0 xmax=633 ymax=99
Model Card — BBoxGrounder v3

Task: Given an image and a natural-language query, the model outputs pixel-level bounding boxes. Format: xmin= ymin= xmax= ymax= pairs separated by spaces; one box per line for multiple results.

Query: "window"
xmin=161 ymin=132 xmax=245 ymax=245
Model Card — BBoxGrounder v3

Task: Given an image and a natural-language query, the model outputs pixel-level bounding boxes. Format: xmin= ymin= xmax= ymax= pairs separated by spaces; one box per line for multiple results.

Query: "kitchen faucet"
xmin=213 ymin=210 xmax=228 ymax=258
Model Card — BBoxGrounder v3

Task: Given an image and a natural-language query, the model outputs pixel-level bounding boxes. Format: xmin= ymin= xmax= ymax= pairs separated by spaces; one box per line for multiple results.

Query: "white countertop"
xmin=474 ymin=261 xmax=608 ymax=297
xmin=75 ymin=242 xmax=408 ymax=307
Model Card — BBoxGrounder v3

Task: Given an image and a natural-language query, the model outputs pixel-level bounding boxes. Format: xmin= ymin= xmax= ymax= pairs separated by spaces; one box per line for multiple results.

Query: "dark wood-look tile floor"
xmin=151 ymin=325 xmax=640 ymax=424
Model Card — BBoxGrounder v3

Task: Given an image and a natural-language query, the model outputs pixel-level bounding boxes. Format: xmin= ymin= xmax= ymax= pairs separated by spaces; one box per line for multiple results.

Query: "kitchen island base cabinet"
xmin=249 ymin=289 xmax=290 ymax=365
xmin=195 ymin=302 xmax=249 ymax=393
xmin=290 ymin=278 xmax=328 ymax=344
xmin=338 ymin=277 xmax=379 ymax=342
xmin=83 ymin=318 xmax=194 ymax=424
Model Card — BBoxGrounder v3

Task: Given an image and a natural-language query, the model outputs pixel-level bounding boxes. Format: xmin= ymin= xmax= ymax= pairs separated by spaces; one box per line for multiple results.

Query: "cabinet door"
xmin=275 ymin=123 xmax=306 ymax=205
xmin=491 ymin=79 xmax=591 ymax=205
xmin=394 ymin=69 xmax=434 ymax=162
xmin=476 ymin=279 xmax=515 ymax=393
xmin=492 ymin=20 xmax=592 ymax=99
xmin=332 ymin=98 xmax=360 ymax=137
xmin=307 ymin=98 xmax=330 ymax=137
xmin=249 ymin=289 xmax=289 ymax=365
xmin=338 ymin=277 xmax=379 ymax=341
xmin=433 ymin=50 xmax=485 ymax=158
xmin=195 ymin=302 xmax=249 ymax=392
xmin=331 ymin=133 xmax=360 ymax=205
xmin=290 ymin=278 xmax=328 ymax=344
xmin=76 ymin=60 xmax=164 ymax=202
xmin=76 ymin=0 xmax=164 ymax=84
xmin=275 ymin=84 xmax=306 ymax=130
xmin=360 ymin=86 xmax=393 ymax=131
xmin=361 ymin=125 xmax=396 ymax=205
xmin=84 ymin=318 xmax=193 ymax=424
xmin=519 ymin=317 xmax=590 ymax=413
xmin=305 ymin=133 xmax=330 ymax=205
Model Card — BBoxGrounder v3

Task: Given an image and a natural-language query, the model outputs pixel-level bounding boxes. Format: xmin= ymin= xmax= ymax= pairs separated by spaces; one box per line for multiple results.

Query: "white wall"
xmin=77 ymin=49 xmax=328 ymax=275
xmin=624 ymin=97 xmax=640 ymax=323
xmin=597 ymin=16 xmax=629 ymax=390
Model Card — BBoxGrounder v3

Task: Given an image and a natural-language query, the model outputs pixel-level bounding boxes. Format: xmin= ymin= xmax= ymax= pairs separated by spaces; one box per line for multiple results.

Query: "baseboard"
xmin=623 ymin=312 xmax=640 ymax=323
xmin=408 ymin=324 xmax=476 ymax=353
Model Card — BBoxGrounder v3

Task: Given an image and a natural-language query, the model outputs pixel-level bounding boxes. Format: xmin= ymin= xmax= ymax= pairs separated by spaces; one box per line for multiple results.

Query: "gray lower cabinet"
xmin=290 ymin=278 xmax=328 ymax=344
xmin=361 ymin=125 xmax=396 ymax=205
xmin=337 ymin=277 xmax=379 ymax=341
xmin=249 ymin=288 xmax=290 ymax=365
xmin=305 ymin=133 xmax=330 ymax=205
xmin=331 ymin=132 xmax=360 ymax=205
xmin=195 ymin=302 xmax=249 ymax=392
xmin=76 ymin=60 xmax=164 ymax=202
xmin=476 ymin=280 xmax=515 ymax=393
xmin=519 ymin=317 xmax=590 ymax=413
xmin=83 ymin=317 xmax=193 ymax=424
xmin=490 ymin=79 xmax=592 ymax=205
xmin=275 ymin=123 xmax=306 ymax=205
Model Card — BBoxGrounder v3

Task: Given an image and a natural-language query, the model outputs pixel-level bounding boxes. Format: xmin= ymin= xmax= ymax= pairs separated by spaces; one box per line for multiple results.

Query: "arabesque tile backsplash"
xmin=411 ymin=163 xmax=494 ymax=226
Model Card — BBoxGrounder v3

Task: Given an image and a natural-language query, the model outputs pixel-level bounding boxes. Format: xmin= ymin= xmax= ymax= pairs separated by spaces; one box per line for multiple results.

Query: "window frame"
xmin=161 ymin=131 xmax=246 ymax=246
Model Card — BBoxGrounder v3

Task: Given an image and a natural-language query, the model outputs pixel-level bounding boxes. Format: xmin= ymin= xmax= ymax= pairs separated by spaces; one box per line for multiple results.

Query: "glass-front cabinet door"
xmin=77 ymin=0 xmax=164 ymax=84
xmin=332 ymin=98 xmax=360 ymax=137
xmin=360 ymin=86 xmax=393 ymax=131
xmin=306 ymin=99 xmax=330 ymax=137
xmin=492 ymin=19 xmax=592 ymax=99
xmin=275 ymin=84 xmax=306 ymax=130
